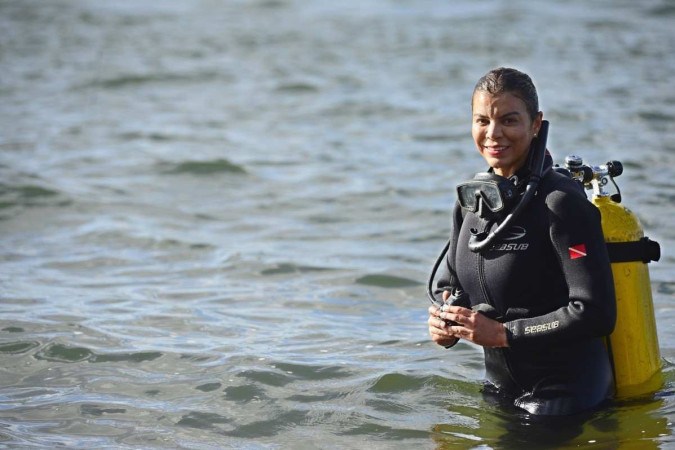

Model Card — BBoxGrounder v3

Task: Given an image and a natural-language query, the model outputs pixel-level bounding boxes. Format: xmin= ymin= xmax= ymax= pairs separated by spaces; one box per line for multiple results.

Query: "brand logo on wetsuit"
xmin=524 ymin=321 xmax=560 ymax=334
xmin=502 ymin=226 xmax=526 ymax=241
xmin=491 ymin=226 xmax=529 ymax=251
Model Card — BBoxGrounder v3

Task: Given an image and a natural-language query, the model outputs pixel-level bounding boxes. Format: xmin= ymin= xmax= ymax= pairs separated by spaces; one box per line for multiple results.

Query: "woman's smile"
xmin=483 ymin=144 xmax=509 ymax=155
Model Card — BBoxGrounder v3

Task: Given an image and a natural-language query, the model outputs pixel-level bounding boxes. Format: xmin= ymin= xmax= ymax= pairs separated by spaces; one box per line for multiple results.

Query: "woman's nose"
xmin=486 ymin=122 xmax=501 ymax=140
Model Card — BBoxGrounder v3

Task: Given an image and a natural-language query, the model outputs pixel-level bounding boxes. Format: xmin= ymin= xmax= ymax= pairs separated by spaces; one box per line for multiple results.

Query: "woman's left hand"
xmin=440 ymin=305 xmax=509 ymax=348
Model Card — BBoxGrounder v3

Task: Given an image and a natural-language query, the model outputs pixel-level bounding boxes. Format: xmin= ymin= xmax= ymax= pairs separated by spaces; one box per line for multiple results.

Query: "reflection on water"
xmin=433 ymin=387 xmax=673 ymax=449
xmin=1 ymin=0 xmax=674 ymax=447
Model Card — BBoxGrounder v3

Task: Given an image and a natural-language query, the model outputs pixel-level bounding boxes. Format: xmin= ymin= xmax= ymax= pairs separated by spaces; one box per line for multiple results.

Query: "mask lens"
xmin=456 ymin=180 xmax=504 ymax=212
xmin=479 ymin=182 xmax=504 ymax=211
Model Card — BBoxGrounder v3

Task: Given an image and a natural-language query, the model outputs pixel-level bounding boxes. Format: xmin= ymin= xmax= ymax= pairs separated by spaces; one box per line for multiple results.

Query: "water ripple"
xmin=1 ymin=0 xmax=673 ymax=447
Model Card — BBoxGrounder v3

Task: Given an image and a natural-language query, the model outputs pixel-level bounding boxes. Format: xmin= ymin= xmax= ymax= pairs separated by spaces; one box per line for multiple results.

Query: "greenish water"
xmin=1 ymin=0 xmax=674 ymax=448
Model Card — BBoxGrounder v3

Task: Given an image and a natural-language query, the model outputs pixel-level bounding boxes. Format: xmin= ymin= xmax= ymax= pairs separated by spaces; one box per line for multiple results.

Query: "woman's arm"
xmin=502 ymin=185 xmax=617 ymax=348
xmin=431 ymin=202 xmax=464 ymax=302
xmin=428 ymin=203 xmax=464 ymax=348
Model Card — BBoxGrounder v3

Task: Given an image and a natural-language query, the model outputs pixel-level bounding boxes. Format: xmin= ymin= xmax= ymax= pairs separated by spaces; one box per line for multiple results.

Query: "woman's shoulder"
xmin=539 ymin=169 xmax=599 ymax=218
xmin=540 ymin=169 xmax=587 ymax=201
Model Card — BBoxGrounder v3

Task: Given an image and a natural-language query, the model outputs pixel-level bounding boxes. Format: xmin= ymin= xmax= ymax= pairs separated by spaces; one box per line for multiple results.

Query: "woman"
xmin=428 ymin=67 xmax=616 ymax=415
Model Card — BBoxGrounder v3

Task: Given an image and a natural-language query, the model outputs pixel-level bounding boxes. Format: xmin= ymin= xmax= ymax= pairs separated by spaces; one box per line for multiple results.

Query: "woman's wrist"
xmin=499 ymin=324 xmax=510 ymax=347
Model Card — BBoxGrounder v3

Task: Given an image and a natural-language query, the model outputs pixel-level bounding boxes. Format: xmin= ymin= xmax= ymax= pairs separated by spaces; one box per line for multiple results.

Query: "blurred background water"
xmin=1 ymin=0 xmax=674 ymax=448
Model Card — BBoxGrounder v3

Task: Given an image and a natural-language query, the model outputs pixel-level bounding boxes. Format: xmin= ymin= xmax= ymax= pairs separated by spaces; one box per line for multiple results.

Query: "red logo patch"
xmin=568 ymin=244 xmax=587 ymax=259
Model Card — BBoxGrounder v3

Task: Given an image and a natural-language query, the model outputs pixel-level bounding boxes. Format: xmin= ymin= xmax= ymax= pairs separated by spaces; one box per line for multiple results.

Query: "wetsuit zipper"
xmin=477 ymin=220 xmax=523 ymax=392
xmin=476 ymin=219 xmax=495 ymax=306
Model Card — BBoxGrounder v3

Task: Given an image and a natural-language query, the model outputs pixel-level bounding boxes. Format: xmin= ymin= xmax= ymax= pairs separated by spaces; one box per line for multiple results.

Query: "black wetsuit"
xmin=435 ymin=158 xmax=616 ymax=415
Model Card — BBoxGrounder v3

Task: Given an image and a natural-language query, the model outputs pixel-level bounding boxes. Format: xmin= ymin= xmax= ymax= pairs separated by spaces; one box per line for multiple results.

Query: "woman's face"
xmin=471 ymin=91 xmax=542 ymax=178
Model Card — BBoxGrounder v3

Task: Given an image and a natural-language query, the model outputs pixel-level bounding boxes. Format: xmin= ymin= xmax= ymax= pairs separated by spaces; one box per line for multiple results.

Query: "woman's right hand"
xmin=428 ymin=291 xmax=459 ymax=347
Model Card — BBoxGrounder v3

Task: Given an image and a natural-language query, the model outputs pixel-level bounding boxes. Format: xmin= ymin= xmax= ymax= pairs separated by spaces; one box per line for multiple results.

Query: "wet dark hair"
xmin=472 ymin=67 xmax=539 ymax=120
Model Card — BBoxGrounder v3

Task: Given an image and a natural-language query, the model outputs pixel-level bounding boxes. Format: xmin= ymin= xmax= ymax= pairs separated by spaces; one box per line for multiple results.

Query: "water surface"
xmin=1 ymin=0 xmax=674 ymax=448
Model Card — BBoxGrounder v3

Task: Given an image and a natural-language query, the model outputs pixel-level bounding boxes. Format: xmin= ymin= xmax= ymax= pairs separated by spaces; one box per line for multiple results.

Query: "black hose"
xmin=427 ymin=238 xmax=451 ymax=305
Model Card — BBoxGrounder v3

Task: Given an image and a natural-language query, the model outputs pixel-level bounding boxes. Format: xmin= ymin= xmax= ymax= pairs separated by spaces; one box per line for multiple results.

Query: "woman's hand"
xmin=428 ymin=291 xmax=459 ymax=347
xmin=428 ymin=304 xmax=459 ymax=347
xmin=440 ymin=305 xmax=509 ymax=348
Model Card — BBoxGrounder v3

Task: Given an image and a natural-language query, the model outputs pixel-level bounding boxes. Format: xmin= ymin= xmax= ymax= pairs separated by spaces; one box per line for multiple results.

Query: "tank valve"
xmin=564 ymin=155 xmax=623 ymax=203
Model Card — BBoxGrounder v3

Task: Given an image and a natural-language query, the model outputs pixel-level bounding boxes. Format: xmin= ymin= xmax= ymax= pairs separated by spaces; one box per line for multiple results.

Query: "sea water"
xmin=1 ymin=0 xmax=674 ymax=448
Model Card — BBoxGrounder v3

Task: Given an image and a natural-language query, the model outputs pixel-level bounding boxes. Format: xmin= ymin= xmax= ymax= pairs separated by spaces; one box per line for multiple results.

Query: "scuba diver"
xmin=427 ymin=67 xmax=617 ymax=415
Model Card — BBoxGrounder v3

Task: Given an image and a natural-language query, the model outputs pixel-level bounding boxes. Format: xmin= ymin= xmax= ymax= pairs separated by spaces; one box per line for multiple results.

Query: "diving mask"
xmin=456 ymin=172 xmax=518 ymax=216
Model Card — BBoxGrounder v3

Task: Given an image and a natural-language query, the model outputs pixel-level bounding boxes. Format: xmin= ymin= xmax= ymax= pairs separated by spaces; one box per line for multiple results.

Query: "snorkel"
xmin=467 ymin=120 xmax=549 ymax=252
xmin=426 ymin=120 xmax=549 ymax=306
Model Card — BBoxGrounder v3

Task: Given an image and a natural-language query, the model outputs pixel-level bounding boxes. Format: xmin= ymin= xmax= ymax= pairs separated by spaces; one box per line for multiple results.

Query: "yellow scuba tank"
xmin=564 ymin=156 xmax=662 ymax=398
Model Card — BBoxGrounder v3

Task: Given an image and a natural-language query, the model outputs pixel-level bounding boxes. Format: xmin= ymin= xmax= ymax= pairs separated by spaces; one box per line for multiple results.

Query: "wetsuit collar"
xmin=489 ymin=151 xmax=554 ymax=190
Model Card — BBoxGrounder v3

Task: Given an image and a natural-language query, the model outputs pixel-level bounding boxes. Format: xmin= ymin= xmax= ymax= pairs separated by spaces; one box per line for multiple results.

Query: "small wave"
xmin=34 ymin=343 xmax=163 ymax=364
xmin=286 ymin=391 xmax=347 ymax=402
xmin=410 ymin=132 xmax=463 ymax=143
xmin=226 ymin=410 xmax=308 ymax=439
xmin=260 ymin=262 xmax=333 ymax=276
xmin=255 ymin=0 xmax=288 ymax=9
xmin=0 ymin=341 xmax=40 ymax=354
xmin=162 ymin=159 xmax=247 ymax=175
xmin=638 ymin=111 xmax=675 ymax=122
xmin=366 ymin=398 xmax=415 ymax=414
xmin=118 ymin=131 xmax=177 ymax=142
xmin=1 ymin=326 xmax=25 ymax=333
xmin=195 ymin=382 xmax=222 ymax=392
xmin=80 ymin=404 xmax=127 ymax=417
xmin=648 ymin=4 xmax=675 ymax=16
xmin=224 ymin=384 xmax=267 ymax=403
xmin=177 ymin=411 xmax=233 ymax=430
xmin=657 ymin=282 xmax=674 ymax=295
xmin=337 ymin=421 xmax=430 ymax=439
xmin=275 ymin=82 xmax=319 ymax=93
xmin=79 ymin=71 xmax=223 ymax=90
xmin=368 ymin=372 xmax=431 ymax=393
xmin=236 ymin=368 xmax=293 ymax=387
xmin=0 ymin=183 xmax=67 ymax=212
xmin=355 ymin=274 xmax=421 ymax=288
xmin=319 ymin=100 xmax=419 ymax=119
xmin=34 ymin=343 xmax=93 ymax=362
xmin=0 ymin=184 xmax=58 ymax=198
xmin=273 ymin=362 xmax=352 ymax=380
xmin=89 ymin=351 xmax=163 ymax=363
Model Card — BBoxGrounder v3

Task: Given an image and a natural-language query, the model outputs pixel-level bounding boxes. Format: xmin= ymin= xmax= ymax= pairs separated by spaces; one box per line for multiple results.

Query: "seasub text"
xmin=524 ymin=320 xmax=560 ymax=334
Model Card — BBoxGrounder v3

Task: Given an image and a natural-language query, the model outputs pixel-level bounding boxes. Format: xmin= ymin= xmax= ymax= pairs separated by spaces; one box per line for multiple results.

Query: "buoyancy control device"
xmin=562 ymin=155 xmax=662 ymax=398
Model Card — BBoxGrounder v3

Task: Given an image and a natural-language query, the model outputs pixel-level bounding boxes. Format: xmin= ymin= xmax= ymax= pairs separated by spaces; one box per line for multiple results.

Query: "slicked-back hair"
xmin=472 ymin=67 xmax=539 ymax=120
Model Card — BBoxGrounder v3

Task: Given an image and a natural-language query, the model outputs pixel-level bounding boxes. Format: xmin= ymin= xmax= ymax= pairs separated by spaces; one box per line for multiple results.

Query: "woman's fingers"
xmin=429 ymin=324 xmax=458 ymax=347
xmin=442 ymin=310 xmax=508 ymax=348
xmin=429 ymin=297 xmax=498 ymax=346
xmin=428 ymin=314 xmax=457 ymax=342
xmin=441 ymin=308 xmax=472 ymax=326
xmin=427 ymin=314 xmax=446 ymax=330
